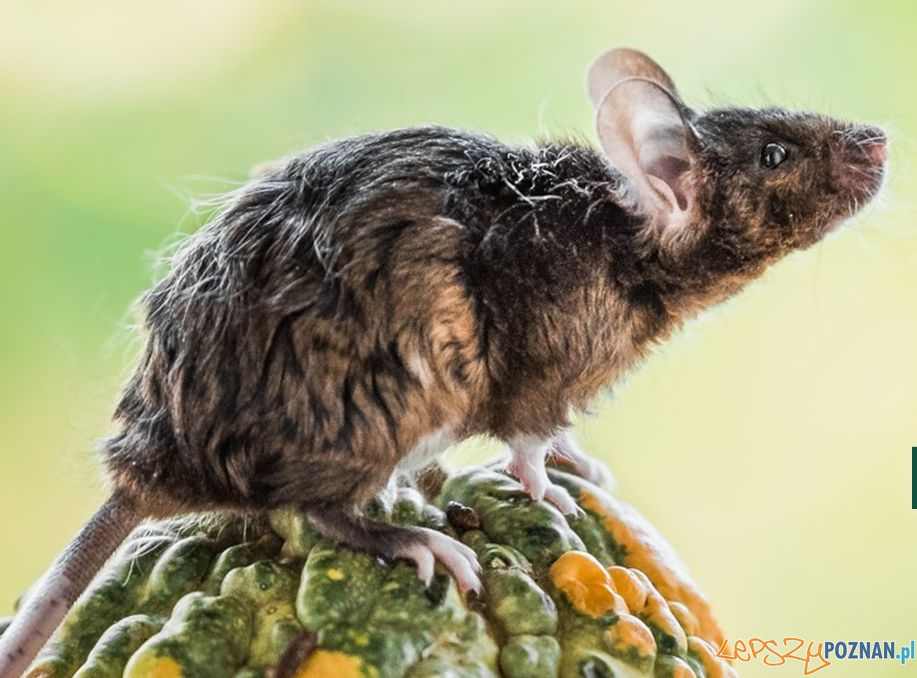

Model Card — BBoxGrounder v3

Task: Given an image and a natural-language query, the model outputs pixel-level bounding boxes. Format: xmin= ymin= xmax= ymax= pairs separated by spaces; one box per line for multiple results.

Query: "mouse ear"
xmin=586 ymin=48 xmax=678 ymax=108
xmin=595 ymin=77 xmax=698 ymax=233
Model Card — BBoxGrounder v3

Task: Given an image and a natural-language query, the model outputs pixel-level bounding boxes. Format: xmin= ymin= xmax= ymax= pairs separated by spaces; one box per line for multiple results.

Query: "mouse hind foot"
xmin=306 ymin=508 xmax=482 ymax=594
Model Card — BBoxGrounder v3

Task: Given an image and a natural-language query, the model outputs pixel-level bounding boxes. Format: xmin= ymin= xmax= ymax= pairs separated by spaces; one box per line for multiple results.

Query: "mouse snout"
xmin=830 ymin=124 xmax=887 ymax=201
xmin=852 ymin=124 xmax=887 ymax=163
xmin=835 ymin=124 xmax=887 ymax=164
xmin=865 ymin=133 xmax=888 ymax=164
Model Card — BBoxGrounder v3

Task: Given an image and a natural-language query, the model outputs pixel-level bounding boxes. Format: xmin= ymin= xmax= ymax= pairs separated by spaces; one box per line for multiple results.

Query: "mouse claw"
xmin=544 ymin=483 xmax=583 ymax=517
xmin=395 ymin=528 xmax=482 ymax=595
xmin=507 ymin=454 xmax=549 ymax=501
xmin=400 ymin=543 xmax=435 ymax=586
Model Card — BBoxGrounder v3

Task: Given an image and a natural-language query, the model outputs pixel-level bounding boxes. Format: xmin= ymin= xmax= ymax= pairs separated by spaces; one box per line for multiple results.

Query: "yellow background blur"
xmin=1 ymin=2 xmax=915 ymax=676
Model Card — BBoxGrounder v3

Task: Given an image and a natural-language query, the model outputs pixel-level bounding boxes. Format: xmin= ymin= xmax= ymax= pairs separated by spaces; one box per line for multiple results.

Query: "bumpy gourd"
xmin=10 ymin=466 xmax=735 ymax=678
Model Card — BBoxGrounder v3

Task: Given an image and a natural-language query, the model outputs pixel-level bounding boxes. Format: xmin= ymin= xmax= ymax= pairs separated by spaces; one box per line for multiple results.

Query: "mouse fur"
xmin=0 ymin=49 xmax=886 ymax=676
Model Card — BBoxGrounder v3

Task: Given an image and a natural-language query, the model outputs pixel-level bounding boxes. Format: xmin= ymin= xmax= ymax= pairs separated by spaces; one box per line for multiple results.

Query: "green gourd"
xmin=9 ymin=466 xmax=734 ymax=678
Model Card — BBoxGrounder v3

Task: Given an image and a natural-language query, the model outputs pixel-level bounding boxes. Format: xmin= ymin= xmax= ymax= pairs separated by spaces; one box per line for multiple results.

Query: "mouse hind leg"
xmin=307 ymin=507 xmax=481 ymax=594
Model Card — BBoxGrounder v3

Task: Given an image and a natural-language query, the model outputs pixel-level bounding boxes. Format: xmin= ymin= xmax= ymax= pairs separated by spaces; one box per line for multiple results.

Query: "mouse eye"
xmin=761 ymin=142 xmax=788 ymax=169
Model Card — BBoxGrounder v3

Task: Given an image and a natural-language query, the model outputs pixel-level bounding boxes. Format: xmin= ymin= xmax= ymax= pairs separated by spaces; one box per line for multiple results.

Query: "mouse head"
xmin=587 ymin=48 xmax=887 ymax=290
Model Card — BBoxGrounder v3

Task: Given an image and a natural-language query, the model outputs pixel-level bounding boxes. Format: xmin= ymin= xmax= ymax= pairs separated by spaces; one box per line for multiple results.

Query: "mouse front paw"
xmin=506 ymin=453 xmax=549 ymax=501
xmin=508 ymin=462 xmax=583 ymax=516
xmin=506 ymin=437 xmax=584 ymax=516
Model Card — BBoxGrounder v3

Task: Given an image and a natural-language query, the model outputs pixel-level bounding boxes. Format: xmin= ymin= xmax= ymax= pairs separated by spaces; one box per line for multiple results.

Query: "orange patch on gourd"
xmin=664 ymin=657 xmax=698 ymax=678
xmin=607 ymin=565 xmax=648 ymax=613
xmin=293 ymin=650 xmax=363 ymax=678
xmin=668 ymin=601 xmax=699 ymax=638
xmin=604 ymin=613 xmax=657 ymax=659
xmin=577 ymin=488 xmax=724 ymax=646
xmin=688 ymin=637 xmax=738 ymax=678
xmin=124 ymin=655 xmax=184 ymax=678
xmin=549 ymin=551 xmax=627 ymax=618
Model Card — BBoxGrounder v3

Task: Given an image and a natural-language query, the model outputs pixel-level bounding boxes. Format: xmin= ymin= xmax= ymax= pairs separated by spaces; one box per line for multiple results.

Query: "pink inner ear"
xmin=645 ymin=155 xmax=691 ymax=211
xmin=646 ymin=176 xmax=681 ymax=215
xmin=594 ymin=77 xmax=697 ymax=231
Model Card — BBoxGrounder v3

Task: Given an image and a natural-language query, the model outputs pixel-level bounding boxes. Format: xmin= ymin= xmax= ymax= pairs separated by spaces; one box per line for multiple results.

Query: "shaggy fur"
xmin=105 ymin=118 xmax=884 ymax=513
xmin=0 ymin=53 xmax=886 ymax=676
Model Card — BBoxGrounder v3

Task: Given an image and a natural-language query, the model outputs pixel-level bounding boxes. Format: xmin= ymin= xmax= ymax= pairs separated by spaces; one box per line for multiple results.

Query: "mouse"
xmin=0 ymin=47 xmax=886 ymax=676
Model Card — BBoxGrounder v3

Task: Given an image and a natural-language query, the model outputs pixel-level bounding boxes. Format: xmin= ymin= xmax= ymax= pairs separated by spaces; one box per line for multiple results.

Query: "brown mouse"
xmin=0 ymin=48 xmax=886 ymax=675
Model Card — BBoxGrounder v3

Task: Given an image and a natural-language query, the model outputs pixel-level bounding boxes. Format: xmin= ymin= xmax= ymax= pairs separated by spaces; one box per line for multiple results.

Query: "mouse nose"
xmin=865 ymin=134 xmax=887 ymax=164
xmin=847 ymin=124 xmax=887 ymax=165
xmin=830 ymin=123 xmax=887 ymax=206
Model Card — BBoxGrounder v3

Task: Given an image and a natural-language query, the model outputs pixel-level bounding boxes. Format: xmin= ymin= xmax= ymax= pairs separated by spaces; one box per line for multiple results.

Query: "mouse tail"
xmin=0 ymin=492 xmax=145 ymax=677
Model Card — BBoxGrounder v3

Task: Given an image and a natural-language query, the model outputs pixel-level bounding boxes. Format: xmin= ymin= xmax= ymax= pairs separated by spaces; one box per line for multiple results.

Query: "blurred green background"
xmin=1 ymin=1 xmax=915 ymax=675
